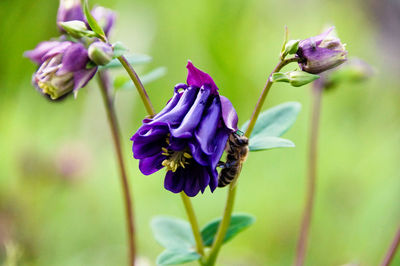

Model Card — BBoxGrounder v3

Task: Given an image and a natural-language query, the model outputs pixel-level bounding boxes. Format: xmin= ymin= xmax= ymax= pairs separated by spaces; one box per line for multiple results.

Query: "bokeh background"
xmin=0 ymin=0 xmax=399 ymax=265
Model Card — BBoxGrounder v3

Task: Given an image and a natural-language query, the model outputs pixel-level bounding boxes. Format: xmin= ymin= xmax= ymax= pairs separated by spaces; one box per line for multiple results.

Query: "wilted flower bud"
xmin=24 ymin=41 xmax=97 ymax=100
xmin=297 ymin=27 xmax=347 ymax=74
xmin=57 ymin=0 xmax=84 ymax=32
xmin=88 ymin=42 xmax=114 ymax=66
xmin=90 ymin=6 xmax=116 ymax=37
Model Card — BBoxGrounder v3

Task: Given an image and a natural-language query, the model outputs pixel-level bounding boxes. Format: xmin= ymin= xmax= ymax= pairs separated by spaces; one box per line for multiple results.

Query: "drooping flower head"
xmin=24 ymin=41 xmax=97 ymax=100
xmin=296 ymin=27 xmax=347 ymax=74
xmin=25 ymin=1 xmax=116 ymax=100
xmin=131 ymin=61 xmax=238 ymax=197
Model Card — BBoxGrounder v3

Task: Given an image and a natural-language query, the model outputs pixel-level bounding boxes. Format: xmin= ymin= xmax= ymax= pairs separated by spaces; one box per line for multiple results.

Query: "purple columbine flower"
xmin=24 ymin=41 xmax=97 ymax=100
xmin=57 ymin=0 xmax=85 ymax=32
xmin=131 ymin=61 xmax=238 ymax=197
xmin=296 ymin=27 xmax=347 ymax=74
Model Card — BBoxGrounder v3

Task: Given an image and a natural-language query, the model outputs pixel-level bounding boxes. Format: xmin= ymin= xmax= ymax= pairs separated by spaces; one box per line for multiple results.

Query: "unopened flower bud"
xmin=88 ymin=42 xmax=114 ymax=66
xmin=271 ymin=71 xmax=319 ymax=87
xmin=287 ymin=71 xmax=319 ymax=87
xmin=297 ymin=27 xmax=347 ymax=74
xmin=57 ymin=0 xmax=84 ymax=32
xmin=281 ymin=40 xmax=300 ymax=58
xmin=59 ymin=20 xmax=94 ymax=39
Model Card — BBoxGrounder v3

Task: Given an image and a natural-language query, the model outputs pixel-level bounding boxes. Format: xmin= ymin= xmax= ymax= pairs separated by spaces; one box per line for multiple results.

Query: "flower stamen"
xmin=162 ymin=148 xmax=192 ymax=173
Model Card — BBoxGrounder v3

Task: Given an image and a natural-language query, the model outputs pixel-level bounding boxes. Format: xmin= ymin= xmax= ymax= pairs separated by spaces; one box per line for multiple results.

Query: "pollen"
xmin=161 ymin=148 xmax=191 ymax=172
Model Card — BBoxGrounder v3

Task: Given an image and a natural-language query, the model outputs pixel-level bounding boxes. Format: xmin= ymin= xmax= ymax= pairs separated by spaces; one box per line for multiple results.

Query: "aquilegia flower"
xmin=24 ymin=1 xmax=116 ymax=100
xmin=131 ymin=61 xmax=238 ymax=197
xmin=296 ymin=27 xmax=347 ymax=74
xmin=24 ymin=41 xmax=97 ymax=100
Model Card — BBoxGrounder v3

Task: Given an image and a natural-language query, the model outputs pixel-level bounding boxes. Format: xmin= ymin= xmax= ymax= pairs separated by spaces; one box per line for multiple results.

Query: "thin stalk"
xmin=205 ymin=57 xmax=298 ymax=265
xmin=294 ymin=84 xmax=323 ymax=266
xmin=381 ymin=227 xmax=400 ymax=266
xmin=117 ymin=55 xmax=156 ymax=117
xmin=180 ymin=192 xmax=205 ymax=258
xmin=97 ymin=70 xmax=136 ymax=266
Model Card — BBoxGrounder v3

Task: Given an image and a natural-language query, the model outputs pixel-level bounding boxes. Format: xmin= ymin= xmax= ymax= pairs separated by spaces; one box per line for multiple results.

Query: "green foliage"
xmin=151 ymin=216 xmax=195 ymax=249
xmin=83 ymin=0 xmax=106 ymax=41
xmin=241 ymin=102 xmax=301 ymax=151
xmin=111 ymin=42 xmax=129 ymax=58
xmin=201 ymin=214 xmax=255 ymax=247
xmin=272 ymin=71 xmax=319 ymax=87
xmin=156 ymin=249 xmax=201 ymax=265
xmin=249 ymin=136 xmax=295 ymax=151
xmin=100 ymin=54 xmax=152 ymax=69
xmin=151 ymin=217 xmax=201 ymax=265
xmin=114 ymin=67 xmax=167 ymax=90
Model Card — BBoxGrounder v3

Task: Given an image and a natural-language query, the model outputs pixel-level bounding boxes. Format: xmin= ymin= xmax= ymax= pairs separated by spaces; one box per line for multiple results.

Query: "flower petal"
xmin=139 ymin=153 xmax=166 ymax=175
xmin=186 ymin=61 xmax=218 ymax=94
xmin=195 ymin=96 xmax=221 ymax=155
xmin=164 ymin=170 xmax=185 ymax=194
xmin=58 ymin=43 xmax=89 ymax=75
xmin=171 ymin=86 xmax=210 ymax=138
xmin=72 ymin=67 xmax=97 ymax=97
xmin=149 ymin=86 xmax=198 ymax=127
xmin=219 ymin=95 xmax=238 ymax=132
xmin=24 ymin=41 xmax=67 ymax=65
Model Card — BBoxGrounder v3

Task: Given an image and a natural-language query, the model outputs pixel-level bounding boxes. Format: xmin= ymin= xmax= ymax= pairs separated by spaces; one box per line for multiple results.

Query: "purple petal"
xmin=24 ymin=41 xmax=67 ymax=65
xmin=73 ymin=67 xmax=97 ymax=96
xmin=207 ymin=167 xmax=218 ymax=192
xmin=58 ymin=43 xmax=89 ymax=75
xmin=164 ymin=170 xmax=185 ymax=194
xmin=91 ymin=6 xmax=116 ymax=36
xmin=57 ymin=0 xmax=84 ymax=27
xmin=139 ymin=153 xmax=166 ymax=175
xmin=183 ymin=164 xmax=210 ymax=196
xmin=152 ymin=90 xmax=182 ymax=120
xmin=188 ymin=141 xmax=209 ymax=166
xmin=210 ymin=127 xmax=230 ymax=169
xmin=149 ymin=86 xmax=198 ymax=127
xmin=41 ymin=42 xmax=73 ymax=62
xmin=195 ymin=96 xmax=221 ymax=155
xmin=170 ymin=86 xmax=210 ymax=138
xmin=299 ymin=27 xmax=334 ymax=50
xmin=132 ymin=127 xmax=168 ymax=159
xmin=186 ymin=61 xmax=218 ymax=94
xmin=219 ymin=95 xmax=238 ymax=131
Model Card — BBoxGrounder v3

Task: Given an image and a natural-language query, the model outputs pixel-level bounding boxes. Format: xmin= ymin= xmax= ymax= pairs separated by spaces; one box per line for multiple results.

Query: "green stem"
xmin=180 ymin=192 xmax=205 ymax=258
xmin=205 ymin=57 xmax=298 ymax=265
xmin=97 ymin=70 xmax=136 ymax=266
xmin=381 ymin=227 xmax=400 ymax=266
xmin=294 ymin=83 xmax=323 ymax=266
xmin=117 ymin=55 xmax=156 ymax=117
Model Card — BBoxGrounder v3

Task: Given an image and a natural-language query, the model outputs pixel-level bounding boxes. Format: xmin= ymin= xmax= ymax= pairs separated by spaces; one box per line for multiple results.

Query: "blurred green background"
xmin=0 ymin=0 xmax=399 ymax=265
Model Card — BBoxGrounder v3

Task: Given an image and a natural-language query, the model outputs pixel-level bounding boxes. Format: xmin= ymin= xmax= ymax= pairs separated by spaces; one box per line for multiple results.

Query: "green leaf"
xmin=241 ymin=102 xmax=301 ymax=138
xmin=83 ymin=0 xmax=106 ymax=41
xmin=249 ymin=136 xmax=295 ymax=151
xmin=112 ymin=42 xmax=129 ymax=58
xmin=151 ymin=216 xmax=195 ymax=250
xmin=141 ymin=67 xmax=167 ymax=84
xmin=156 ymin=249 xmax=201 ymax=265
xmin=100 ymin=54 xmax=152 ymax=69
xmin=201 ymin=214 xmax=255 ymax=247
xmin=114 ymin=67 xmax=166 ymax=91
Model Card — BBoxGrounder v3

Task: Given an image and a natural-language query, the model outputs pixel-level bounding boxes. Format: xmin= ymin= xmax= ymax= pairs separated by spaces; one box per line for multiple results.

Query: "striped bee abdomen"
xmin=217 ymin=131 xmax=249 ymax=187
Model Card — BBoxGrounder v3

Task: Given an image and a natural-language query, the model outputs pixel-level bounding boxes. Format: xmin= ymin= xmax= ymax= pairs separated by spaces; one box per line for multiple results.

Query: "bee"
xmin=217 ymin=130 xmax=249 ymax=187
